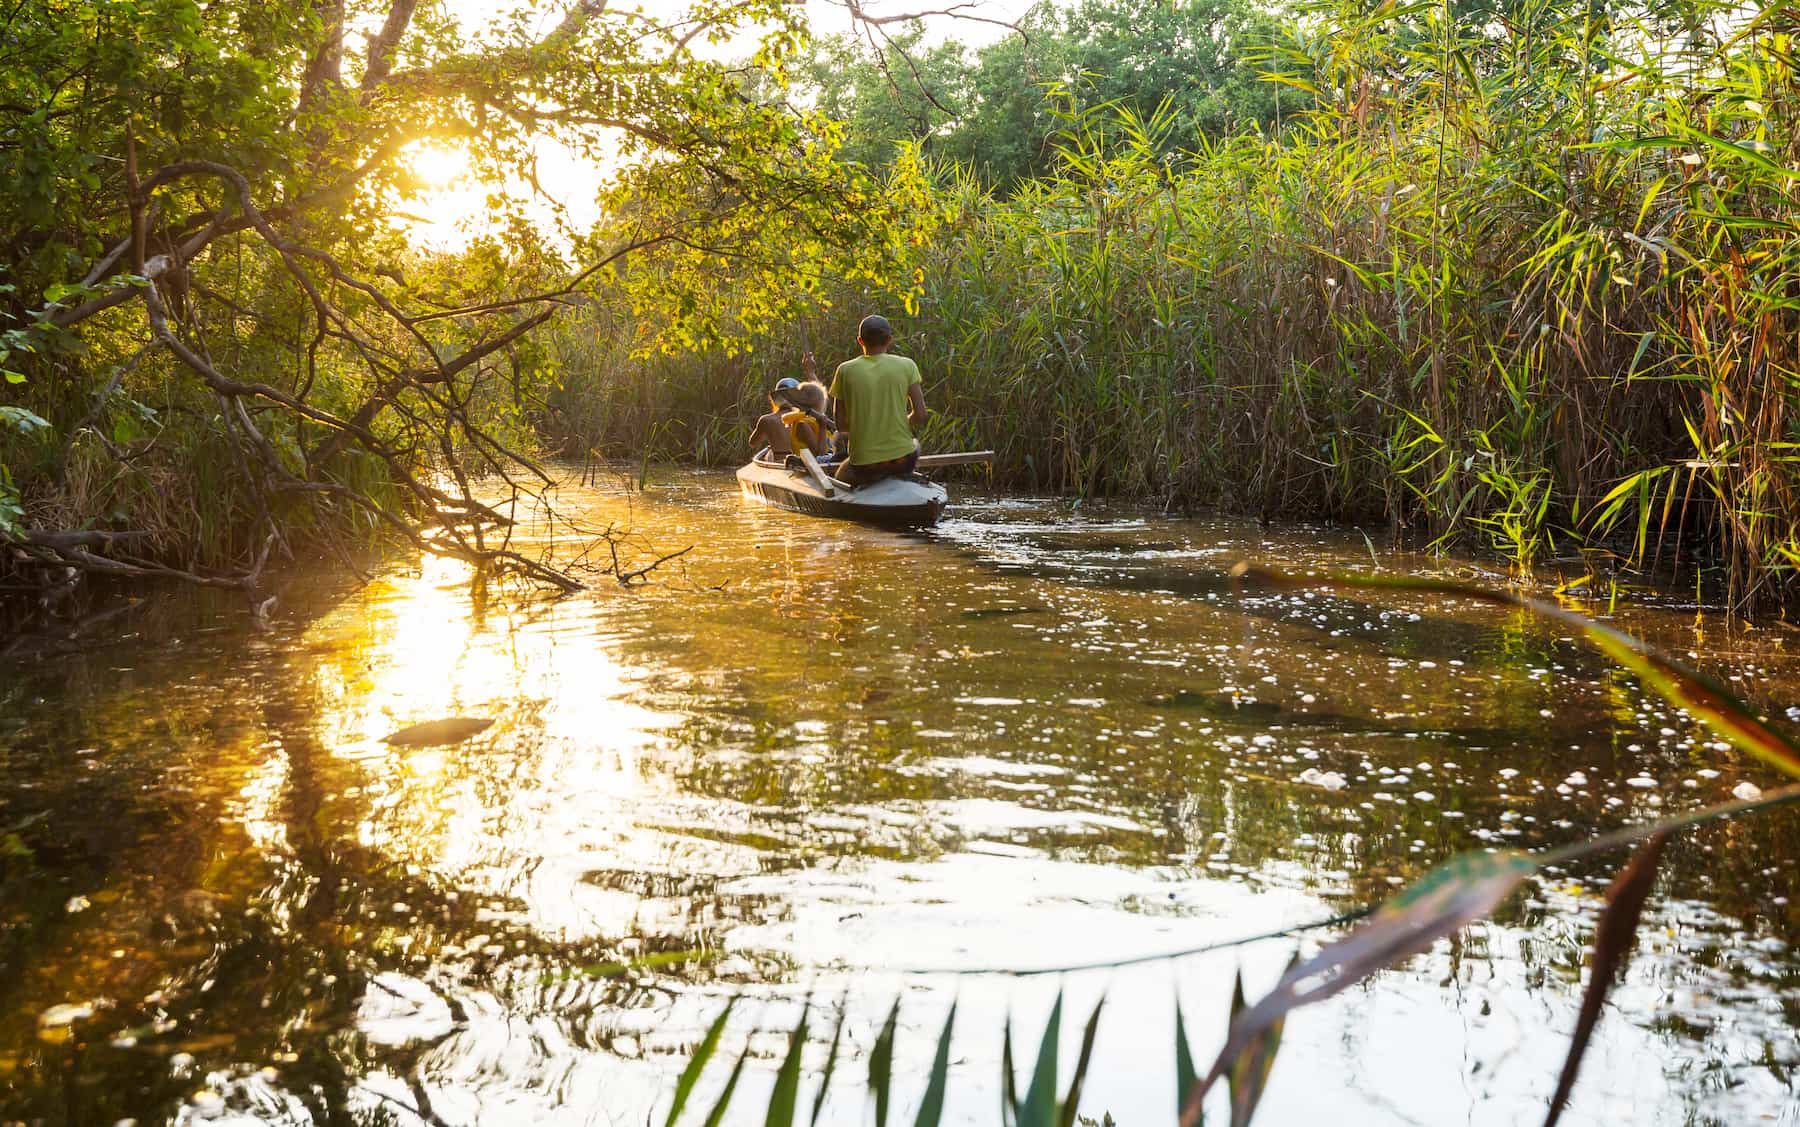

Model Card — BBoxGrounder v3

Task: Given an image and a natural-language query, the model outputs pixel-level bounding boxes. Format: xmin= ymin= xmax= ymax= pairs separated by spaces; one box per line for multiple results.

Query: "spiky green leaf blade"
xmin=1543 ymin=832 xmax=1672 ymax=1127
xmin=1056 ymin=995 xmax=1105 ymax=1127
xmin=665 ymin=999 xmax=735 ymax=1127
xmin=764 ymin=999 xmax=810 ymax=1127
xmin=1002 ymin=1014 xmax=1020 ymax=1127
xmin=1016 ymin=992 xmax=1064 ymax=1127
xmin=870 ymin=999 xmax=900 ymax=1127
xmin=1176 ymin=997 xmax=1202 ymax=1127
xmin=810 ymin=1000 xmax=848 ymax=1127
xmin=1225 ymin=962 xmax=1289 ymax=1127
xmin=700 ymin=1042 xmax=753 ymax=1127
xmin=1195 ymin=848 xmax=1539 ymax=1108
xmin=912 ymin=1002 xmax=958 ymax=1127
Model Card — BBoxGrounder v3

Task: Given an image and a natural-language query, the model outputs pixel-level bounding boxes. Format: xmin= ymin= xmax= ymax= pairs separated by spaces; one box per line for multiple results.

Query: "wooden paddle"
xmin=796 ymin=447 xmax=837 ymax=496
xmin=916 ymin=450 xmax=994 ymax=469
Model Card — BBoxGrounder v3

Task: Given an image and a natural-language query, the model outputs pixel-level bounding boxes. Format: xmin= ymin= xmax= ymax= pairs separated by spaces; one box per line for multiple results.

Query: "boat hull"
xmin=736 ymin=458 xmax=947 ymax=529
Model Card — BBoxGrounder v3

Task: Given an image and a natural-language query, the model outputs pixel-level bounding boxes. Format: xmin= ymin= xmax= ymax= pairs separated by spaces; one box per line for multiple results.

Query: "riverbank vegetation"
xmin=548 ymin=0 xmax=1800 ymax=612
xmin=4 ymin=0 xmax=1799 ymax=617
xmin=0 ymin=0 xmax=905 ymax=624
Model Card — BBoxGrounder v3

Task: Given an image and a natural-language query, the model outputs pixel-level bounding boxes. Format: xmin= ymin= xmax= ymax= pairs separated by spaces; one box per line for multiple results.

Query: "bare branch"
xmin=837 ymin=0 xmax=1027 ymax=37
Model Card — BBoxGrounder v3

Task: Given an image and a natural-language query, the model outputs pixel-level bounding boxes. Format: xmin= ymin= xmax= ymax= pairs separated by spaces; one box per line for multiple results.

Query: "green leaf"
xmin=1176 ymin=997 xmax=1202 ymax=1127
xmin=700 ymin=1043 xmax=753 ymax=1127
xmin=1002 ymin=1014 xmax=1020 ymax=1127
xmin=912 ymin=1002 xmax=957 ymax=1127
xmin=1224 ymin=964 xmax=1287 ymax=1127
xmin=1017 ymin=993 xmax=1062 ymax=1127
xmin=764 ymin=999 xmax=810 ymax=1127
xmin=665 ymin=999 xmax=735 ymax=1127
xmin=870 ymin=998 xmax=900 ymax=1127
xmin=810 ymin=1001 xmax=848 ymax=1127
xmin=1672 ymin=122 xmax=1800 ymax=180
xmin=1057 ymin=996 xmax=1105 ymax=1127
xmin=0 ymin=406 xmax=50 ymax=434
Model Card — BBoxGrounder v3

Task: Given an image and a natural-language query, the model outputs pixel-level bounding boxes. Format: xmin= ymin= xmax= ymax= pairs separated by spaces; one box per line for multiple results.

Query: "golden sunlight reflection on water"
xmin=2 ymin=471 xmax=1799 ymax=1125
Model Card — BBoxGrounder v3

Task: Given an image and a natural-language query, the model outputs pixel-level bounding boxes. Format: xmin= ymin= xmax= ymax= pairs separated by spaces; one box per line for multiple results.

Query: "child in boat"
xmin=750 ymin=358 xmax=832 ymax=459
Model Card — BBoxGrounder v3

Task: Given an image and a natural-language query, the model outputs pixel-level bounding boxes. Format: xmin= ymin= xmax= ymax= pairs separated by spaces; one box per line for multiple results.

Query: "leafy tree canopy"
xmin=0 ymin=0 xmax=921 ymax=584
xmin=802 ymin=0 xmax=1306 ymax=189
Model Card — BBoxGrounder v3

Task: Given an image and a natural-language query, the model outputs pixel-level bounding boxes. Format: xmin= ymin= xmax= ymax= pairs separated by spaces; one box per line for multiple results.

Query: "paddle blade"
xmin=1542 ymin=832 xmax=1671 ymax=1127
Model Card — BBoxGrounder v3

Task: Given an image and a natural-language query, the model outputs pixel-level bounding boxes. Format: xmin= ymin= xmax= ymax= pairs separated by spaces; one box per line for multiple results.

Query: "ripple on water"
xmin=0 ymin=471 xmax=1796 ymax=1127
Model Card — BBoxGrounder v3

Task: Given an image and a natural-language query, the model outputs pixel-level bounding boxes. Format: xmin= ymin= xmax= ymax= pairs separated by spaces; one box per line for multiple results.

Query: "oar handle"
xmin=916 ymin=450 xmax=995 ymax=468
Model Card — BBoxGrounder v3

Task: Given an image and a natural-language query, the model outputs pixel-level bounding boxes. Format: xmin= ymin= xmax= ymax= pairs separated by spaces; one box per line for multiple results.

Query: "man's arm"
xmin=907 ymin=382 xmax=927 ymax=425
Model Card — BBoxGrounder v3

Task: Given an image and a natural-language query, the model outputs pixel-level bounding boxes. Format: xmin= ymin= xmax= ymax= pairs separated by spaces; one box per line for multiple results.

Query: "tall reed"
xmin=548 ymin=0 xmax=1800 ymax=609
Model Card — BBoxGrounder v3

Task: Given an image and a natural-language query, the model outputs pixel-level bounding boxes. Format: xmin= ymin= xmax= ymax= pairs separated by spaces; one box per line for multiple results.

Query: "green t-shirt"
xmin=829 ymin=353 xmax=922 ymax=465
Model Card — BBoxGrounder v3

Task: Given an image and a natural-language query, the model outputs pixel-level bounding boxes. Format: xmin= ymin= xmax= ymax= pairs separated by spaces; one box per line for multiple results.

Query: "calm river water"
xmin=1 ymin=469 xmax=1797 ymax=1126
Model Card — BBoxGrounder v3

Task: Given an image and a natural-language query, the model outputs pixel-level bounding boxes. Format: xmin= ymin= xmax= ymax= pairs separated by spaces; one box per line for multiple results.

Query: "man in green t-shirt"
xmin=827 ymin=314 xmax=928 ymax=486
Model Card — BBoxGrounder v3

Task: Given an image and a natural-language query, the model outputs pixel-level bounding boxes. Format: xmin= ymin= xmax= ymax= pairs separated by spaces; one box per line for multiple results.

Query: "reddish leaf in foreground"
xmin=1542 ymin=831 xmax=1672 ymax=1127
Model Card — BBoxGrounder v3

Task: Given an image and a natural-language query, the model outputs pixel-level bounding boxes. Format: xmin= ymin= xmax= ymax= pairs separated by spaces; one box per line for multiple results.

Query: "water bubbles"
xmin=190 ymin=1089 xmax=225 ymax=1119
xmin=1297 ymin=768 xmax=1347 ymax=790
xmin=1733 ymin=782 xmax=1764 ymax=801
xmin=1626 ymin=776 xmax=1658 ymax=789
xmin=36 ymin=1003 xmax=94 ymax=1040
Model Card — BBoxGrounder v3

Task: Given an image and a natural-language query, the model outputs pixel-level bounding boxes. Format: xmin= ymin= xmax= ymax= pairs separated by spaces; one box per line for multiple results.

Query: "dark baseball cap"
xmin=858 ymin=314 xmax=892 ymax=342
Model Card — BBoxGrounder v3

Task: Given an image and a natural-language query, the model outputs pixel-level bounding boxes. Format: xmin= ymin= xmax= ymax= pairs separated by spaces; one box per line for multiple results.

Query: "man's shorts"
xmin=839 ymin=448 xmax=919 ymax=485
